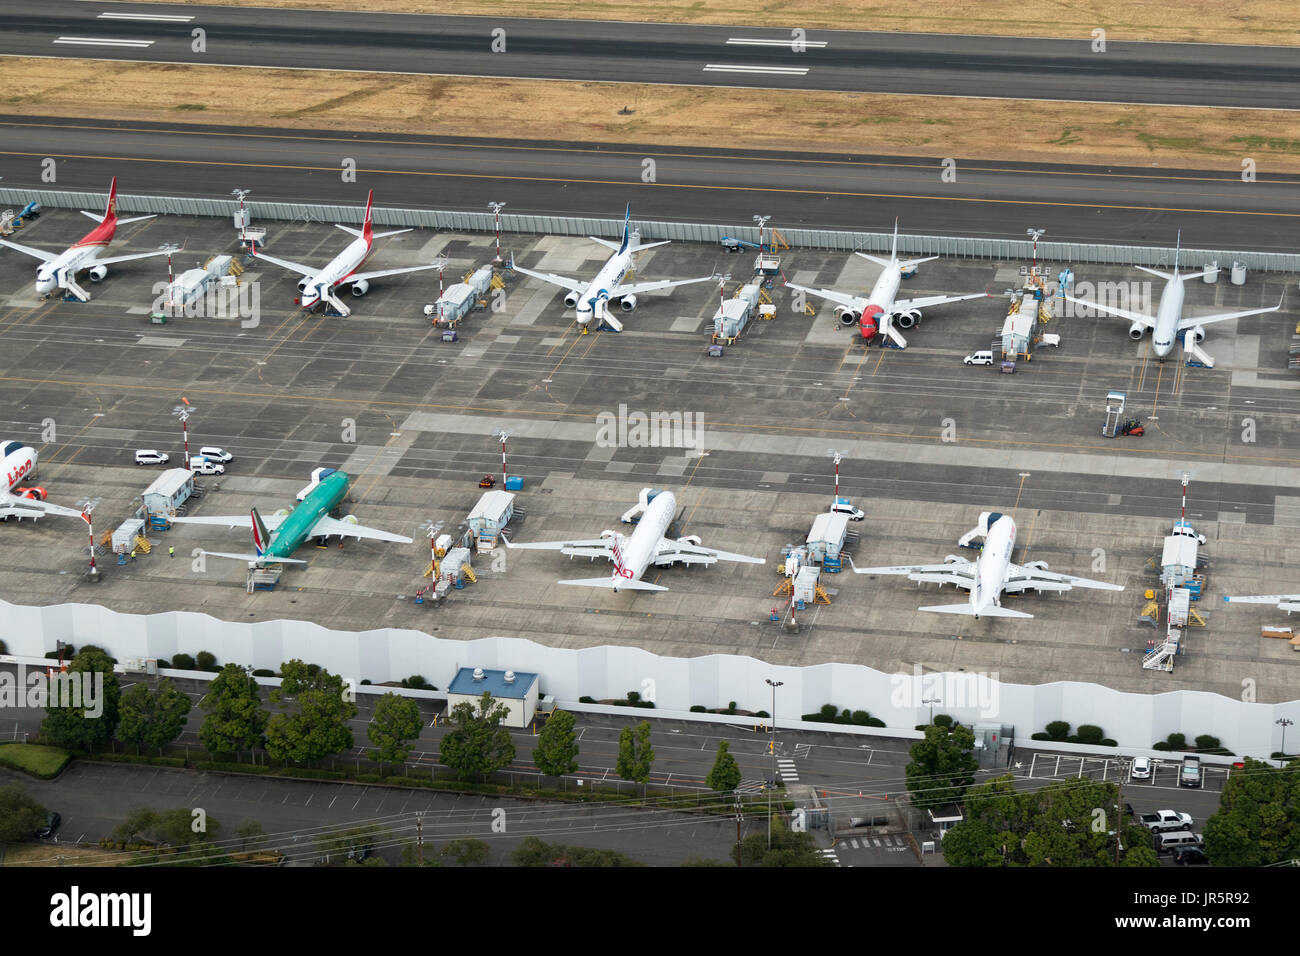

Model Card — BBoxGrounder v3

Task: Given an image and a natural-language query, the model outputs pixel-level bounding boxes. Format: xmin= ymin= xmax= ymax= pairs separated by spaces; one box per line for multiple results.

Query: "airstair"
xmin=322 ymin=290 xmax=351 ymax=317
xmin=62 ymin=275 xmax=91 ymax=302
xmin=878 ymin=313 xmax=908 ymax=349
xmin=1182 ymin=337 xmax=1216 ymax=368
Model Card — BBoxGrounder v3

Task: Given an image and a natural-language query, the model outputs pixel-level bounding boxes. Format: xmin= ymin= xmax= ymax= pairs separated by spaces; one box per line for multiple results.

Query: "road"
xmin=4 ymin=1 xmax=1300 ymax=108
xmin=3 ymin=116 xmax=1299 ymax=249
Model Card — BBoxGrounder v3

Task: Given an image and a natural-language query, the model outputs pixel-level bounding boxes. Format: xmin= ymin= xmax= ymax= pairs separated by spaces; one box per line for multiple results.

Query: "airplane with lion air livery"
xmin=0 ymin=440 xmax=86 ymax=521
xmin=168 ymin=467 xmax=412 ymax=569
xmin=503 ymin=487 xmax=763 ymax=591
xmin=0 ymin=178 xmax=171 ymax=302
xmin=785 ymin=219 xmax=989 ymax=349
xmin=849 ymin=511 xmax=1123 ymax=619
xmin=509 ymin=205 xmax=715 ymax=332
xmin=253 ymin=190 xmax=443 ymax=317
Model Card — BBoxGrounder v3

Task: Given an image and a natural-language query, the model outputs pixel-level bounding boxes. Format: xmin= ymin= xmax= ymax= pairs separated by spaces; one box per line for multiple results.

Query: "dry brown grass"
xmin=146 ymin=0 xmax=1300 ymax=45
xmin=5 ymin=58 xmax=1300 ymax=172
xmin=3 ymin=843 xmax=124 ymax=866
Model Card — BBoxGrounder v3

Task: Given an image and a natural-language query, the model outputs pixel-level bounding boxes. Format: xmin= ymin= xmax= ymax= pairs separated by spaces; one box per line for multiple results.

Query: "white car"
xmin=198 ymin=446 xmax=233 ymax=463
xmin=830 ymin=500 xmax=865 ymax=521
xmin=134 ymin=450 xmax=169 ymax=466
xmin=964 ymin=350 xmax=994 ymax=366
xmin=1131 ymin=756 xmax=1152 ymax=780
xmin=188 ymin=457 xmax=225 ymax=476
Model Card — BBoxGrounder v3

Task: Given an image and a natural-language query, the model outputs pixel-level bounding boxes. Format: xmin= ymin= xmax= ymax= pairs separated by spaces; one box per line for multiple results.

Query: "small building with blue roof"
xmin=447 ymin=666 xmax=540 ymax=727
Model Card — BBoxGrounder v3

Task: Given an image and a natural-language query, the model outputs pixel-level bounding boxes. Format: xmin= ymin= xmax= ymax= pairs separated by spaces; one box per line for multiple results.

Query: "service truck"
xmin=1128 ymin=806 xmax=1194 ymax=832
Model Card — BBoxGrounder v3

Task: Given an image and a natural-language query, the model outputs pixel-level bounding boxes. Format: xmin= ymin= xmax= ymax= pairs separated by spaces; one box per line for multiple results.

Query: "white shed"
xmin=141 ymin=468 xmax=194 ymax=516
xmin=467 ymin=490 xmax=515 ymax=548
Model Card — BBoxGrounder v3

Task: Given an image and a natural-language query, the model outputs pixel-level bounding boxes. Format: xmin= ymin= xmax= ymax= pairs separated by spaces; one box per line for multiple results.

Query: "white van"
xmin=964 ymin=350 xmax=994 ymax=366
xmin=1155 ymin=831 xmax=1203 ymax=855
xmin=198 ymin=446 xmax=233 ymax=463
xmin=134 ymin=450 xmax=169 ymax=466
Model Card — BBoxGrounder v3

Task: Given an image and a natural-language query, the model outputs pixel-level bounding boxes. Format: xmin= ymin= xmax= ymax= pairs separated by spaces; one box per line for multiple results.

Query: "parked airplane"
xmin=503 ymin=487 xmax=763 ymax=591
xmin=849 ymin=511 xmax=1123 ymax=619
xmin=0 ymin=178 xmax=169 ymax=302
xmin=169 ymin=467 xmax=411 ymax=567
xmin=785 ymin=219 xmax=989 ymax=348
xmin=253 ymin=190 xmax=442 ymax=317
xmin=161 ymin=255 xmax=234 ymax=314
xmin=1064 ymin=234 xmax=1283 ymax=367
xmin=1223 ymin=593 xmax=1300 ymax=615
xmin=0 ymin=440 xmax=85 ymax=521
xmin=508 ymin=205 xmax=714 ymax=332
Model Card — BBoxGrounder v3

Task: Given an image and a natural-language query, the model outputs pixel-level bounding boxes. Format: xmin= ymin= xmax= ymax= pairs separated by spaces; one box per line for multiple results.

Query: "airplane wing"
xmin=94 ymin=249 xmax=174 ymax=268
xmin=655 ymin=538 xmax=765 ymax=566
xmin=169 ymin=513 xmax=287 ymax=532
xmin=0 ymin=493 xmax=85 ymax=520
xmin=346 ymin=263 xmax=444 ymax=285
xmin=509 ymin=261 xmax=587 ymax=294
xmin=849 ymin=556 xmax=976 ymax=579
xmin=893 ymin=291 xmax=990 ymax=312
xmin=1004 ymin=563 xmax=1124 ymax=592
xmin=1223 ymin=594 xmax=1300 ymax=612
xmin=1063 ymin=293 xmax=1155 ymax=329
xmin=253 ymin=250 xmax=318 ymax=279
xmin=503 ymin=535 xmax=615 ymax=559
xmin=203 ymin=550 xmax=308 ymax=565
xmin=1177 ymin=299 xmax=1283 ymax=332
xmin=613 ymin=276 xmax=716 ymax=297
xmin=784 ymin=282 xmax=868 ymax=313
xmin=307 ymin=515 xmax=413 ymax=544
xmin=0 ymin=237 xmax=57 ymax=263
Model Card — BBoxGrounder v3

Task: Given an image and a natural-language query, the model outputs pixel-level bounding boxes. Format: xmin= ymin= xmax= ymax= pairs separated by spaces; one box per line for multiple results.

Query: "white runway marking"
xmin=55 ymin=36 xmax=155 ymax=47
xmin=703 ymin=64 xmax=810 ymax=76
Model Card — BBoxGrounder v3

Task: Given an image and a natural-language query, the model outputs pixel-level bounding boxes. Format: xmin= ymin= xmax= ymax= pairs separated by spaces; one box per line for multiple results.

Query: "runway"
xmin=3 ymin=116 xmax=1300 ymax=249
xmin=4 ymin=1 xmax=1300 ymax=108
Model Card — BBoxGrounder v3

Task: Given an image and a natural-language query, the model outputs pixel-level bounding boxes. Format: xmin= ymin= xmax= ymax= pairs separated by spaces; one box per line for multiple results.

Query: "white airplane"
xmin=849 ymin=511 xmax=1123 ymax=619
xmin=0 ymin=440 xmax=87 ymax=521
xmin=785 ymin=219 xmax=989 ymax=348
xmin=0 ymin=177 xmax=170 ymax=302
xmin=1064 ymin=234 xmax=1283 ymax=366
xmin=1223 ymin=593 xmax=1300 ymax=615
xmin=508 ymin=205 xmax=715 ymax=332
xmin=253 ymin=190 xmax=442 ymax=317
xmin=503 ymin=487 xmax=763 ymax=591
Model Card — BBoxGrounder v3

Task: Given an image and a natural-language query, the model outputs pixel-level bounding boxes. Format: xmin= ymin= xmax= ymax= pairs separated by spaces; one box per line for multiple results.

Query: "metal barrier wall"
xmin=3 ymin=186 xmax=1298 ymax=272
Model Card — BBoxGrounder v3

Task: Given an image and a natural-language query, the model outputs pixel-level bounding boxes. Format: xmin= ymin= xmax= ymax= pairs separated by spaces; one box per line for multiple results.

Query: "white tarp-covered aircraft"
xmin=849 ymin=510 xmax=1123 ymax=619
xmin=503 ymin=487 xmax=763 ymax=591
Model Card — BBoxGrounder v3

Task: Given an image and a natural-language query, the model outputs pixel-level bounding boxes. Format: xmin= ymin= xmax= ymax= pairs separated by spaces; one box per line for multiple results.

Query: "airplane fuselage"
xmin=300 ymin=236 xmax=373 ymax=309
xmin=33 ymin=220 xmax=118 ymax=295
xmin=610 ymin=489 xmax=675 ymax=590
xmin=576 ymin=250 xmax=631 ymax=327
xmin=972 ymin=514 xmax=1016 ymax=617
xmin=264 ymin=470 xmax=351 ymax=559
xmin=866 ymin=258 xmax=902 ymax=312
xmin=1 ymin=442 xmax=37 ymax=492
xmin=1148 ymin=275 xmax=1185 ymax=358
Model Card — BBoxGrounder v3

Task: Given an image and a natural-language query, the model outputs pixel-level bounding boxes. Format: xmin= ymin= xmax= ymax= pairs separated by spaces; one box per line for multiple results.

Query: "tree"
xmin=265 ymin=659 xmax=357 ymax=764
xmin=733 ymin=816 xmax=830 ymax=867
xmin=616 ymin=720 xmax=655 ymax=788
xmin=511 ymin=836 xmax=643 ymax=867
xmin=117 ymin=679 xmax=192 ymax=755
xmin=706 ymin=740 xmax=742 ymax=793
xmin=441 ymin=838 xmax=490 ymax=866
xmin=367 ymin=692 xmax=422 ymax=774
xmin=113 ymin=806 xmax=230 ymax=866
xmin=235 ymin=819 xmax=265 ymax=852
xmin=438 ymin=691 xmax=516 ymax=781
xmin=40 ymin=645 xmax=121 ymax=751
xmin=533 ymin=709 xmax=579 ymax=777
xmin=905 ymin=722 xmax=979 ymax=810
xmin=1203 ymin=758 xmax=1300 ymax=866
xmin=198 ymin=664 xmax=268 ymax=758
xmin=940 ymin=819 xmax=1004 ymax=867
xmin=315 ymin=824 xmax=389 ymax=864
xmin=0 ymin=784 xmax=47 ymax=842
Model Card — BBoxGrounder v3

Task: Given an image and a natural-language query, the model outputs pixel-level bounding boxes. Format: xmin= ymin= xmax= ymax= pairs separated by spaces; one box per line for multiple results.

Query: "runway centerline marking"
xmin=703 ymin=64 xmax=810 ymax=76
xmin=53 ymin=37 xmax=154 ymax=47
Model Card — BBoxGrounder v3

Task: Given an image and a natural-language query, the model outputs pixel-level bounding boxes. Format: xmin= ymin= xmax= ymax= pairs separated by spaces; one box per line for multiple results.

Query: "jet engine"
xmin=88 ymin=264 xmax=108 ymax=282
xmin=564 ymin=290 xmax=581 ymax=309
xmin=835 ymin=306 xmax=859 ymax=327
xmin=350 ymin=279 xmax=370 ymax=297
xmin=298 ymin=278 xmax=311 ymax=293
xmin=1185 ymin=324 xmax=1206 ymax=344
xmin=895 ymin=309 xmax=921 ymax=330
xmin=676 ymin=534 xmax=702 ymax=547
xmin=619 ymin=294 xmax=637 ymax=312
xmin=342 ymin=514 xmax=359 ymax=524
xmin=1128 ymin=322 xmax=1146 ymax=340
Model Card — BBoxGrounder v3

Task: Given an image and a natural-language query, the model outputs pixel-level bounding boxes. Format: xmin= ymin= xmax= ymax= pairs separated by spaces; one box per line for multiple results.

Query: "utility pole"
xmin=415 ymin=811 xmax=426 ymax=865
xmin=493 ymin=429 xmax=510 ymax=486
xmin=923 ymin=696 xmax=940 ymax=726
xmin=734 ymin=790 xmax=744 ymax=867
xmin=489 ymin=202 xmax=506 ymax=263
xmin=1278 ymin=718 xmax=1294 ymax=767
xmin=765 ymin=677 xmax=783 ymax=850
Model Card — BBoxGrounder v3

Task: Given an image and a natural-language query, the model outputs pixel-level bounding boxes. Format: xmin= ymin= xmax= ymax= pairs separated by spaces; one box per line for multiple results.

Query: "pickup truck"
xmin=1127 ymin=805 xmax=1193 ymax=832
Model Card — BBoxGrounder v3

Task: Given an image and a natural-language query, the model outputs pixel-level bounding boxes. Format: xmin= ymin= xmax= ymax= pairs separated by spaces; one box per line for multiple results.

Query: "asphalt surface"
xmin=4 ymin=117 xmax=1300 ymax=250
xmin=5 ymin=2 xmax=1300 ymax=108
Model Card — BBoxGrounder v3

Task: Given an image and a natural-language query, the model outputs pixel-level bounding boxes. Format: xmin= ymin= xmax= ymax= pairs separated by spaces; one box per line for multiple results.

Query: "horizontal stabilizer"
xmin=558 ymin=576 xmax=668 ymax=592
xmin=919 ymin=602 xmax=1033 ymax=619
xmin=203 ymin=551 xmax=308 ymax=565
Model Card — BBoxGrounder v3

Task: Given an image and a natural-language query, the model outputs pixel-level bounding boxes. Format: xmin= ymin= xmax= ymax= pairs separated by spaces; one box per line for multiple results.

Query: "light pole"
xmin=753 ymin=214 xmax=771 ymax=252
xmin=1278 ymin=718 xmax=1294 ymax=765
xmin=493 ymin=429 xmax=510 ymax=486
xmin=923 ymin=696 xmax=941 ymax=726
xmin=172 ymin=398 xmax=195 ymax=465
xmin=489 ymin=202 xmax=507 ymax=263
xmin=1026 ymin=228 xmax=1045 ymax=273
xmin=765 ymin=677 xmax=783 ymax=849
xmin=827 ymin=449 xmax=847 ymax=502
xmin=76 ymin=496 xmax=101 ymax=580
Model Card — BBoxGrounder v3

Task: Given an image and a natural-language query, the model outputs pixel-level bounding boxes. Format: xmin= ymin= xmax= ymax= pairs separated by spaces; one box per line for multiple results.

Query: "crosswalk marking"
xmin=820 ymin=848 xmax=842 ymax=867
xmin=776 ymin=757 xmax=799 ymax=782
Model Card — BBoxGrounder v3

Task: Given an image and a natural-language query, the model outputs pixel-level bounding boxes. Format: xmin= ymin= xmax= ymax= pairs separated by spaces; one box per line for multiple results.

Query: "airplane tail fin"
xmin=104 ymin=177 xmax=118 ymax=224
xmin=362 ymin=189 xmax=374 ymax=243
xmin=250 ymin=507 xmax=271 ymax=556
xmin=891 ymin=217 xmax=899 ymax=260
xmin=1174 ymin=228 xmax=1181 ymax=276
xmin=619 ymin=203 xmax=631 ymax=255
xmin=920 ymin=602 xmax=1033 ymax=619
xmin=559 ymin=576 xmax=668 ymax=592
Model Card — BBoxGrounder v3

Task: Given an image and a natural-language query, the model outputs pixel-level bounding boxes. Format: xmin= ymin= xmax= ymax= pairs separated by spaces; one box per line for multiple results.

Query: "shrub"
xmin=1152 ymin=741 xmax=1171 ymax=751
xmin=1031 ymin=732 xmax=1050 ymax=741
xmin=360 ymin=679 xmax=371 ymax=685
xmin=754 ymin=711 xmax=769 ymax=719
xmin=1194 ymin=735 xmax=1220 ymax=751
xmin=402 ymin=675 xmax=430 ymax=690
xmin=690 ymin=705 xmax=707 ymax=713
xmin=1045 ymin=721 xmax=1070 ymax=740
xmin=252 ymin=669 xmax=275 ymax=678
xmin=1166 ymin=733 xmax=1187 ymax=751
xmin=627 ymin=690 xmax=641 ymax=703
xmin=918 ymin=724 xmax=931 ymax=732
xmin=0 ymin=639 xmax=6 ymax=654
xmin=866 ymin=717 xmax=886 ymax=728
xmin=819 ymin=704 xmax=838 ymax=721
xmin=1076 ymin=725 xmax=1105 ymax=745
xmin=154 ymin=657 xmax=171 ymax=669
xmin=933 ymin=714 xmax=954 ymax=729
xmin=851 ymin=710 xmax=871 ymax=725
xmin=1101 ymin=738 xmax=1118 ymax=747
xmin=727 ymin=701 xmax=737 ymax=712
xmin=578 ymin=696 xmax=596 ymax=704
xmin=171 ymin=653 xmax=196 ymax=670
xmin=195 ymin=651 xmax=217 ymax=671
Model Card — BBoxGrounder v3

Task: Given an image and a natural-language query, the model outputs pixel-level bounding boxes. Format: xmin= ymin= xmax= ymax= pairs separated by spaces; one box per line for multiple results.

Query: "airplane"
xmin=0 ymin=440 xmax=86 ymax=521
xmin=0 ymin=177 xmax=170 ymax=302
xmin=168 ymin=467 xmax=412 ymax=568
xmin=253 ymin=190 xmax=443 ymax=317
xmin=508 ymin=204 xmax=715 ymax=332
xmin=503 ymin=487 xmax=763 ymax=591
xmin=785 ymin=219 xmax=989 ymax=348
xmin=161 ymin=255 xmax=234 ymax=314
xmin=1223 ymin=593 xmax=1300 ymax=615
xmin=1064 ymin=233 xmax=1284 ymax=366
xmin=848 ymin=510 xmax=1123 ymax=619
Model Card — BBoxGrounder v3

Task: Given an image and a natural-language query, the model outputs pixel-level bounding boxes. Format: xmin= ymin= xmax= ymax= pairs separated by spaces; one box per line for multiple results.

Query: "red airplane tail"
xmin=361 ymin=189 xmax=374 ymax=243
xmin=104 ymin=177 xmax=119 ymax=225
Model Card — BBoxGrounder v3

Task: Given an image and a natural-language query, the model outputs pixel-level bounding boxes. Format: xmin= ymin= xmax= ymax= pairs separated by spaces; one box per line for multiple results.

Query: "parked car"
xmin=1130 ymin=756 xmax=1152 ymax=780
xmin=1174 ymin=846 xmax=1209 ymax=865
xmin=36 ymin=811 xmax=61 ymax=838
xmin=1130 ymin=807 xmax=1194 ymax=832
xmin=198 ymin=446 xmax=233 ymax=463
xmin=188 ymin=457 xmax=225 ymax=476
xmin=964 ymin=350 xmax=994 ymax=366
xmin=134 ymin=450 xmax=168 ymax=466
xmin=830 ymin=497 xmax=865 ymax=521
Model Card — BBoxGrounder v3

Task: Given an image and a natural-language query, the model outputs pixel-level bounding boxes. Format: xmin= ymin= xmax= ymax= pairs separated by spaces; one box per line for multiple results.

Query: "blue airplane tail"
xmin=619 ymin=203 xmax=631 ymax=254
